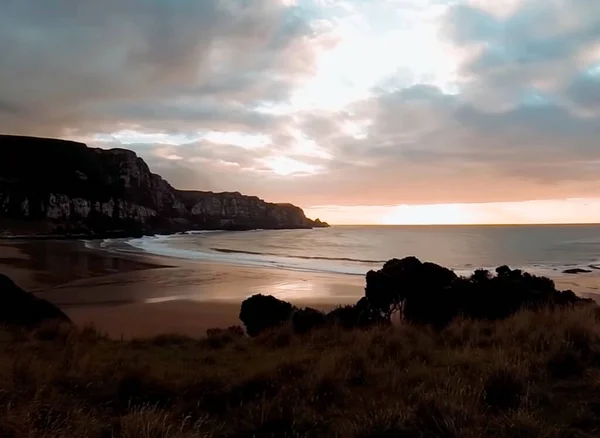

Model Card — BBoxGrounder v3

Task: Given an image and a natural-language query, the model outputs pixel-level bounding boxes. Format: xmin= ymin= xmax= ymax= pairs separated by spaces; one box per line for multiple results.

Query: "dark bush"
xmin=362 ymin=257 xmax=590 ymax=329
xmin=292 ymin=307 xmax=326 ymax=334
xmin=547 ymin=349 xmax=586 ymax=378
xmin=148 ymin=333 xmax=194 ymax=347
xmin=115 ymin=371 xmax=173 ymax=409
xmin=325 ymin=297 xmax=388 ymax=329
xmin=326 ymin=305 xmax=361 ymax=329
xmin=206 ymin=325 xmax=245 ymax=338
xmin=483 ymin=369 xmax=524 ymax=411
xmin=239 ymin=294 xmax=295 ymax=337
xmin=226 ymin=325 xmax=245 ymax=336
xmin=365 ymin=257 xmax=457 ymax=326
xmin=238 ymin=258 xmax=594 ymax=336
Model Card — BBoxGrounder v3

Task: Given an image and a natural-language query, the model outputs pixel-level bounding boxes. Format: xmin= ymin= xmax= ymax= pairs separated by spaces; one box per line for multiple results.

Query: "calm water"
xmin=101 ymin=225 xmax=600 ymax=277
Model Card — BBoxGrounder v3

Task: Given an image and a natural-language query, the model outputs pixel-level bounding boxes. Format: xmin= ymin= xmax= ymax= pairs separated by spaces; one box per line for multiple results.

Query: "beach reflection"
xmin=0 ymin=240 xmax=165 ymax=290
xmin=1 ymin=240 xmax=363 ymax=308
xmin=256 ymin=280 xmax=316 ymax=301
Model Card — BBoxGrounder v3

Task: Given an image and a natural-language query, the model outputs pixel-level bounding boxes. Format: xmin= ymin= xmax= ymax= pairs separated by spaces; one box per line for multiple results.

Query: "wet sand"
xmin=0 ymin=240 xmax=363 ymax=338
xmin=1 ymin=239 xmax=600 ymax=338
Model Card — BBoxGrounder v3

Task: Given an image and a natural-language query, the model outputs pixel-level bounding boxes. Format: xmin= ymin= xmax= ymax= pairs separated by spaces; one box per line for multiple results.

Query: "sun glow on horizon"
xmin=305 ymin=199 xmax=600 ymax=226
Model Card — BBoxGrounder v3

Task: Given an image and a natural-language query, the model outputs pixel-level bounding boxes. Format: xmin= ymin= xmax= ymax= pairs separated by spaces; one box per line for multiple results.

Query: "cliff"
xmin=0 ymin=135 xmax=329 ymax=237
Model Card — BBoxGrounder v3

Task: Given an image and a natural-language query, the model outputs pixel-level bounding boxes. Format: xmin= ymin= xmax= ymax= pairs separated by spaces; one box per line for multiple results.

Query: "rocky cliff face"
xmin=0 ymin=135 xmax=328 ymax=236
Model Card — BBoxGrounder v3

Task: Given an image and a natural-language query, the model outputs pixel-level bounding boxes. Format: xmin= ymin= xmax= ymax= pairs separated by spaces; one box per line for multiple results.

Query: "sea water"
xmin=96 ymin=224 xmax=600 ymax=278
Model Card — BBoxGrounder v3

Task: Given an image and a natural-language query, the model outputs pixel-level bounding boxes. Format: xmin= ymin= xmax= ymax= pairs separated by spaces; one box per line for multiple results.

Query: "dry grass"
xmin=2 ymin=306 xmax=600 ymax=437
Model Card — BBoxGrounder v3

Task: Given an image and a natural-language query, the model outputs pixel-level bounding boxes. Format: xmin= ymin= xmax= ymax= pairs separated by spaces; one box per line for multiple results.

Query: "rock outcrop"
xmin=0 ymin=274 xmax=71 ymax=327
xmin=563 ymin=268 xmax=592 ymax=274
xmin=0 ymin=135 xmax=329 ymax=237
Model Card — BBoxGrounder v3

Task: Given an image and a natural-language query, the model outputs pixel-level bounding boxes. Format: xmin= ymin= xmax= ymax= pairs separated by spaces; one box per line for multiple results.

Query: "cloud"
xmin=0 ymin=0 xmax=323 ymax=136
xmin=2 ymin=0 xmax=600 ymax=218
xmin=443 ymin=0 xmax=600 ymax=110
xmin=565 ymin=64 xmax=600 ymax=111
xmin=232 ymin=80 xmax=600 ymax=206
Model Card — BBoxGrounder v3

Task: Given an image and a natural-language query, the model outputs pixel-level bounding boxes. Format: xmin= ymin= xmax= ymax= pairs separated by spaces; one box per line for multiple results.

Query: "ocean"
xmin=96 ymin=224 xmax=600 ymax=278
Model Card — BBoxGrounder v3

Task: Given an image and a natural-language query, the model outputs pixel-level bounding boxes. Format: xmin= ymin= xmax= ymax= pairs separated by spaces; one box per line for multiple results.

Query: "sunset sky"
xmin=1 ymin=0 xmax=600 ymax=224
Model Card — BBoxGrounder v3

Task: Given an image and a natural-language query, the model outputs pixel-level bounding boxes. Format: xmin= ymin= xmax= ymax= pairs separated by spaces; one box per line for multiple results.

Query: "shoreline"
xmin=0 ymin=221 xmax=330 ymax=241
xmin=2 ymin=238 xmax=600 ymax=338
xmin=0 ymin=239 xmax=363 ymax=338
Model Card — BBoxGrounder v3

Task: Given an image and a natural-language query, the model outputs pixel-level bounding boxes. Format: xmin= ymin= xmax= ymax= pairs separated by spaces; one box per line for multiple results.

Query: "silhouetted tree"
xmin=239 ymin=294 xmax=295 ymax=337
xmin=363 ymin=258 xmax=591 ymax=328
xmin=365 ymin=256 xmax=457 ymax=324
xmin=471 ymin=269 xmax=492 ymax=283
xmin=237 ymin=258 xmax=594 ymax=336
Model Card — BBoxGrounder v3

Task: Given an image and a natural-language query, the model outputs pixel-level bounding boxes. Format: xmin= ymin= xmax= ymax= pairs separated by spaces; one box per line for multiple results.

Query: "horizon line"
xmin=325 ymin=222 xmax=600 ymax=227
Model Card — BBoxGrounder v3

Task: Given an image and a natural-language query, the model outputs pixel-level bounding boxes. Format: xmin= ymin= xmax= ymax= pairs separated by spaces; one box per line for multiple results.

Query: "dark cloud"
xmin=2 ymin=0 xmax=600 ymax=213
xmin=444 ymin=0 xmax=600 ymax=109
xmin=446 ymin=0 xmax=600 ymax=67
xmin=565 ymin=66 xmax=600 ymax=111
xmin=0 ymin=0 xmax=319 ymax=136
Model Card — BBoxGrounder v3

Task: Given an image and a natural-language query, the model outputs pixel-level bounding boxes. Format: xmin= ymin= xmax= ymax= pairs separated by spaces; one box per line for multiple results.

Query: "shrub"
xmin=483 ymin=368 xmax=525 ymax=411
xmin=326 ymin=305 xmax=362 ymax=329
xmin=239 ymin=294 xmax=295 ymax=337
xmin=363 ymin=257 xmax=592 ymax=329
xmin=547 ymin=349 xmax=586 ymax=378
xmin=292 ymin=307 xmax=326 ymax=335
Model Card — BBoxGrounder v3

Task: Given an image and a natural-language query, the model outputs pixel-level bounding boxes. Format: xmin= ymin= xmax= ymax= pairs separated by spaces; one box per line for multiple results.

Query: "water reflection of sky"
xmin=143 ymin=277 xmax=362 ymax=305
xmin=266 ymin=280 xmax=316 ymax=301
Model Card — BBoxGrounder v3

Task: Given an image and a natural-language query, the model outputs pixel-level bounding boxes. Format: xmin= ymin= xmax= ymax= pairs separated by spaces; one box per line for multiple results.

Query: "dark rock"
xmin=239 ymin=294 xmax=295 ymax=337
xmin=0 ymin=274 xmax=71 ymax=327
xmin=0 ymin=135 xmax=329 ymax=237
xmin=312 ymin=218 xmax=329 ymax=228
xmin=563 ymin=268 xmax=592 ymax=274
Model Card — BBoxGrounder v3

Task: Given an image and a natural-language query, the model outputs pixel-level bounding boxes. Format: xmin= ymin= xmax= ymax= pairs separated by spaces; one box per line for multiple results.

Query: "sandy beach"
xmin=1 ymin=238 xmax=600 ymax=339
xmin=0 ymin=239 xmax=363 ymax=338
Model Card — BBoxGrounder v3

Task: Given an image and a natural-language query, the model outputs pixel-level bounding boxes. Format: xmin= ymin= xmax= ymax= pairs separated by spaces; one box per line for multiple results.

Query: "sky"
xmin=1 ymin=0 xmax=600 ymax=225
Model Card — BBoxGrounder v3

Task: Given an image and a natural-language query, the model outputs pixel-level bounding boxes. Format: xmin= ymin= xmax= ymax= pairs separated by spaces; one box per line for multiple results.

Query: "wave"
xmin=123 ymin=235 xmax=369 ymax=276
xmin=96 ymin=234 xmax=600 ymax=280
xmin=210 ymin=247 xmax=387 ymax=264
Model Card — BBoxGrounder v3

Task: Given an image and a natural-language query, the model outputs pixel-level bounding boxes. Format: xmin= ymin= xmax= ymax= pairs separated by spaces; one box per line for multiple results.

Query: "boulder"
xmin=563 ymin=268 xmax=592 ymax=274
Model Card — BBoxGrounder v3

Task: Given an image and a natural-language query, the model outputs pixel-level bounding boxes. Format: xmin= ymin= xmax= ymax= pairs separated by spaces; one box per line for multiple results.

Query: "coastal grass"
xmin=2 ymin=307 xmax=600 ymax=437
